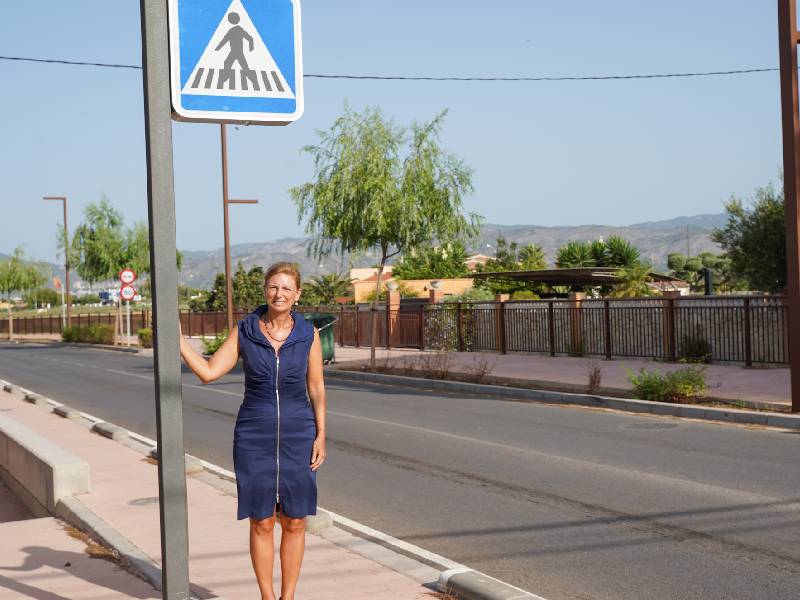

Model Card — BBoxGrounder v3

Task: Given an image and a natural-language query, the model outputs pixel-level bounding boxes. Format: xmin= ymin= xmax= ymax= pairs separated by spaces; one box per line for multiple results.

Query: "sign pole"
xmin=778 ymin=0 xmax=800 ymax=413
xmin=127 ymin=300 xmax=131 ymax=347
xmin=140 ymin=0 xmax=191 ymax=597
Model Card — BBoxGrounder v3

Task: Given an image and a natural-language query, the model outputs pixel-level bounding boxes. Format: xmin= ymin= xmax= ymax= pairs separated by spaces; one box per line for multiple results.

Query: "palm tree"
xmin=304 ymin=272 xmax=353 ymax=305
xmin=610 ymin=261 xmax=654 ymax=298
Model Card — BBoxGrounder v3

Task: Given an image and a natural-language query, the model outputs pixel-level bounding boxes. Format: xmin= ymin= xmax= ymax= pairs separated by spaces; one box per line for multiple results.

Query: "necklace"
xmin=261 ymin=315 xmax=294 ymax=343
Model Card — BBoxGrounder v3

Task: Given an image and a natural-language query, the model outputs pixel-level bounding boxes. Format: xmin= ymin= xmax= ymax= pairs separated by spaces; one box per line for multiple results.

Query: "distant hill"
xmin=177 ymin=213 xmax=728 ymax=289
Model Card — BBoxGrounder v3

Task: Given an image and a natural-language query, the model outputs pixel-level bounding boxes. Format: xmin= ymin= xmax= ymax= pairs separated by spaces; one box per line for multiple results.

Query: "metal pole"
xmin=219 ymin=124 xmax=258 ymax=333
xmin=139 ymin=0 xmax=191 ymax=597
xmin=127 ymin=300 xmax=131 ymax=347
xmin=778 ymin=0 xmax=800 ymax=413
xmin=221 ymin=124 xmax=234 ymax=332
xmin=43 ymin=196 xmax=71 ymax=327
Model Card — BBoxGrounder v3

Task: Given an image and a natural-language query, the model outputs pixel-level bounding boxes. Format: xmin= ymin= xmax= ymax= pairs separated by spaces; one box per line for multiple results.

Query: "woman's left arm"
xmin=307 ymin=328 xmax=327 ymax=472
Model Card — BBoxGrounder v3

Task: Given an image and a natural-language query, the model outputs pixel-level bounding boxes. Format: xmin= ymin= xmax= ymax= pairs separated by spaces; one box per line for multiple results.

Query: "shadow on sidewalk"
xmin=0 ymin=545 xmax=154 ymax=599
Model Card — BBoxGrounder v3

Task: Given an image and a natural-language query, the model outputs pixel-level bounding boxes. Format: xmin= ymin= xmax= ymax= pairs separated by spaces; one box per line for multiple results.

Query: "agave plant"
xmin=555 ymin=240 xmax=595 ymax=268
xmin=604 ymin=235 xmax=641 ymax=268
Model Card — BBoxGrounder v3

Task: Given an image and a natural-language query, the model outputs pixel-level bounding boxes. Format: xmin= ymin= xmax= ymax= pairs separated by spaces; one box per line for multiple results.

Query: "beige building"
xmin=349 ymin=266 xmax=474 ymax=303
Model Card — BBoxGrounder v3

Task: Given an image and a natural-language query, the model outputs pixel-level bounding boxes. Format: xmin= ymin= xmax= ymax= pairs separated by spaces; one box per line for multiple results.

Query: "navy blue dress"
xmin=234 ymin=305 xmax=318 ymax=520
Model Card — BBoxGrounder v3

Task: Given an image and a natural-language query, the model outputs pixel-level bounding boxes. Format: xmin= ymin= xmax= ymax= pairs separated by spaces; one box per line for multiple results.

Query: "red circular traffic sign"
xmin=120 ymin=285 xmax=136 ymax=301
xmin=119 ymin=268 xmax=137 ymax=285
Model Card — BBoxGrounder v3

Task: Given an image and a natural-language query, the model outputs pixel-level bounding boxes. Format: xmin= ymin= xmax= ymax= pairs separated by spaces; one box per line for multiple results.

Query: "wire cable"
xmin=0 ymin=54 xmax=781 ymax=81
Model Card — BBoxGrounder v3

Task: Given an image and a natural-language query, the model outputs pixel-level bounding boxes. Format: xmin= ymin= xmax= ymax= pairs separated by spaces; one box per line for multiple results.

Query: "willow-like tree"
xmin=0 ymin=247 xmax=47 ymax=303
xmin=68 ymin=198 xmax=181 ymax=289
xmin=291 ymin=106 xmax=481 ymax=365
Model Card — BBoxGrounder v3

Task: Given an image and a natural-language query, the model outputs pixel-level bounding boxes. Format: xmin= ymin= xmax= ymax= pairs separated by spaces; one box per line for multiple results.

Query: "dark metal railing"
xmin=2 ymin=295 xmax=788 ymax=365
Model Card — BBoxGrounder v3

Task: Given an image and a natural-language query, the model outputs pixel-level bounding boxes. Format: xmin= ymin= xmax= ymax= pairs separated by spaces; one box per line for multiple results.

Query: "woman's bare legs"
xmin=249 ymin=511 xmax=278 ymax=600
xmin=278 ymin=512 xmax=306 ymax=600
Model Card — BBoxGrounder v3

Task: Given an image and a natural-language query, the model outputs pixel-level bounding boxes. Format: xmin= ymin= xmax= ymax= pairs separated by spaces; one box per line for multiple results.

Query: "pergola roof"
xmin=470 ymin=267 xmax=686 ymax=287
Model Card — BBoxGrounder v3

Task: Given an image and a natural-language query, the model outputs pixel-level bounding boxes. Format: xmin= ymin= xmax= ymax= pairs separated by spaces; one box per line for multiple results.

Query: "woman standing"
xmin=179 ymin=262 xmax=327 ymax=600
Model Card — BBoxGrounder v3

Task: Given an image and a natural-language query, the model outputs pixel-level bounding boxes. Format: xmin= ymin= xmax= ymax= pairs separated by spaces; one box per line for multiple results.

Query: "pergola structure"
xmin=470 ymin=267 xmax=687 ymax=291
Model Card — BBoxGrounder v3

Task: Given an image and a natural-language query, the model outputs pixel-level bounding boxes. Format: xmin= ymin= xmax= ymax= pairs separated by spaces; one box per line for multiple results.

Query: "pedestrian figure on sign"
xmin=216 ymin=12 xmax=254 ymax=70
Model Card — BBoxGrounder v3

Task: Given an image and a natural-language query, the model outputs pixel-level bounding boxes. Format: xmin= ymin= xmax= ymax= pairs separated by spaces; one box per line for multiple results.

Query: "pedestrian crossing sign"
xmin=168 ymin=0 xmax=303 ymax=125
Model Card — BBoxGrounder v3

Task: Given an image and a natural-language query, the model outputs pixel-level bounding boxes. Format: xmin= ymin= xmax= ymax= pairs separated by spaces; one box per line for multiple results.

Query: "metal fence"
xmin=1 ymin=296 xmax=788 ymax=365
xmin=309 ymin=296 xmax=788 ymax=365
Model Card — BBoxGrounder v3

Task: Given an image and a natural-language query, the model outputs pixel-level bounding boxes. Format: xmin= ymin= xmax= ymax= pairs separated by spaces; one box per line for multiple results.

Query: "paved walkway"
xmin=0 ymin=386 xmax=439 ymax=600
xmin=331 ymin=347 xmax=791 ymax=409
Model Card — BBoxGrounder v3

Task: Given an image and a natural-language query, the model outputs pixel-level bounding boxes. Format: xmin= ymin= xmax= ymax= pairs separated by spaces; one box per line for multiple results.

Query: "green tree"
xmin=303 ymin=272 xmax=353 ymax=305
xmin=610 ymin=262 xmax=655 ymax=298
xmin=202 ymin=262 xmax=266 ymax=311
xmin=0 ymin=247 xmax=47 ymax=303
xmin=667 ymin=251 xmax=740 ymax=292
xmin=23 ymin=288 xmax=61 ymax=308
xmin=69 ymin=198 xmax=182 ymax=287
xmin=290 ymin=105 xmax=481 ymax=365
xmin=711 ymin=184 xmax=785 ymax=292
xmin=392 ymin=241 xmax=469 ymax=280
xmin=474 ymin=236 xmax=546 ymax=294
xmin=604 ymin=235 xmax=641 ymax=268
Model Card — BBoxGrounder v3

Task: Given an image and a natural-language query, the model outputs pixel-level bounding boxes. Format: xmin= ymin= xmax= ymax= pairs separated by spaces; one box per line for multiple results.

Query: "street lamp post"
xmin=778 ymin=0 xmax=800 ymax=413
xmin=43 ymin=196 xmax=71 ymax=327
xmin=220 ymin=124 xmax=258 ymax=332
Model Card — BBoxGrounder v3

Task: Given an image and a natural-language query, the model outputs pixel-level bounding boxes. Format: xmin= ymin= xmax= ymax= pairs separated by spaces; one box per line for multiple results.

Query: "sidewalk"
xmin=0 ymin=385 xmax=441 ymax=599
xmin=0 ymin=482 xmax=161 ymax=599
xmin=331 ymin=347 xmax=791 ymax=410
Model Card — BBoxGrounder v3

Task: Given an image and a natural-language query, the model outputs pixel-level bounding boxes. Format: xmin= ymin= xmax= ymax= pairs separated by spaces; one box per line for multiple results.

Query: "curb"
xmin=0 ymin=377 xmax=545 ymax=600
xmin=324 ymin=369 xmax=800 ymax=430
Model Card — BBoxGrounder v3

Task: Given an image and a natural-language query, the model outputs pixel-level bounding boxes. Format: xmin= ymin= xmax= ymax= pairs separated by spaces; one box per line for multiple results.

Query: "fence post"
xmin=662 ymin=291 xmax=680 ymax=362
xmin=494 ymin=294 xmax=508 ymax=354
xmin=355 ymin=306 xmax=360 ymax=348
xmin=418 ymin=304 xmax=425 ymax=350
xmin=744 ymin=297 xmax=752 ymax=367
xmin=339 ymin=305 xmax=344 ymax=346
xmin=568 ymin=292 xmax=585 ymax=356
xmin=456 ymin=302 xmax=464 ymax=352
xmin=548 ymin=301 xmax=556 ymax=356
xmin=604 ymin=299 xmax=612 ymax=360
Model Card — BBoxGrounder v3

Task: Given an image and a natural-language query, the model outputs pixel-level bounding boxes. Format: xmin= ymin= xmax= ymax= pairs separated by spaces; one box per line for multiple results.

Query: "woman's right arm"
xmin=180 ymin=325 xmax=240 ymax=384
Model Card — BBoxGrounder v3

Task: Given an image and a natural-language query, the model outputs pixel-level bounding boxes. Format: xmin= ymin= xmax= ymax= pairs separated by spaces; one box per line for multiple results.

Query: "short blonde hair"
xmin=264 ymin=262 xmax=302 ymax=290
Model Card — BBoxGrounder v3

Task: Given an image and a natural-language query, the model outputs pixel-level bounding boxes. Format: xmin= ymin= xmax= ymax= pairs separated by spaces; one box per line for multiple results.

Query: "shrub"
xmin=587 ymin=361 xmax=603 ymax=394
xmin=626 ymin=365 xmax=707 ymax=403
xmin=90 ymin=324 xmax=114 ymax=345
xmin=138 ymin=328 xmax=153 ymax=348
xmin=510 ymin=290 xmax=540 ymax=300
xmin=61 ymin=324 xmax=114 ymax=345
xmin=202 ymin=329 xmax=228 ymax=355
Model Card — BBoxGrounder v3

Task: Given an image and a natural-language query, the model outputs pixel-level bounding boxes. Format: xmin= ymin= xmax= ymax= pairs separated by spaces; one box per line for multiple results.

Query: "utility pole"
xmin=778 ymin=0 xmax=800 ymax=413
xmin=685 ymin=225 xmax=690 ymax=258
xmin=220 ymin=124 xmax=258 ymax=332
xmin=43 ymin=196 xmax=71 ymax=327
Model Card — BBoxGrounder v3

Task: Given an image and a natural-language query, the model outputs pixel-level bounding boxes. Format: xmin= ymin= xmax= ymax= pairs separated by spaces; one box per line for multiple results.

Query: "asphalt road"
xmin=1 ymin=342 xmax=799 ymax=600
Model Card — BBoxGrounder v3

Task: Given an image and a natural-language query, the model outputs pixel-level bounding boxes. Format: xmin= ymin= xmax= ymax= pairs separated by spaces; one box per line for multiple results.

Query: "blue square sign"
xmin=168 ymin=0 xmax=303 ymax=125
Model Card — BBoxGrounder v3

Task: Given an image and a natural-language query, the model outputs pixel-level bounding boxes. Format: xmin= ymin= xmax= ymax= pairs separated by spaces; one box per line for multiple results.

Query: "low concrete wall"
xmin=0 ymin=412 xmax=90 ymax=517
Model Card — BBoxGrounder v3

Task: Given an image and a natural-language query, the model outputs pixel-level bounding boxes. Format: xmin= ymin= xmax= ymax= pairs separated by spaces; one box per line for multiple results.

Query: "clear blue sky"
xmin=0 ymin=0 xmax=786 ymax=264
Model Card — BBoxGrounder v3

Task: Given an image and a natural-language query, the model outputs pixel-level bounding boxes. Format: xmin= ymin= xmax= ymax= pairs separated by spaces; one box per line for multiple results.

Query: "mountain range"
xmin=3 ymin=213 xmax=728 ymax=291
xmin=178 ymin=213 xmax=727 ymax=289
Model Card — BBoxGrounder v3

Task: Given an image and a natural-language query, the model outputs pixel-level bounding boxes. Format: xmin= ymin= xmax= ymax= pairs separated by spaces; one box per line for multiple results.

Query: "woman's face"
xmin=264 ymin=273 xmax=301 ymax=312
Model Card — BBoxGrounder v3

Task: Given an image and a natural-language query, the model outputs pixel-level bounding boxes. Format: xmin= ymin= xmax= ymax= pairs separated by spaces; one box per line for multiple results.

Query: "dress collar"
xmin=244 ymin=304 xmax=313 ymax=350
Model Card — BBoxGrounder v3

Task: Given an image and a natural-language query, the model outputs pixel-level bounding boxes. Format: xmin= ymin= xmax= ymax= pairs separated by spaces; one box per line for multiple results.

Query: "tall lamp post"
xmin=778 ymin=0 xmax=800 ymax=413
xmin=220 ymin=124 xmax=258 ymax=332
xmin=43 ymin=196 xmax=71 ymax=327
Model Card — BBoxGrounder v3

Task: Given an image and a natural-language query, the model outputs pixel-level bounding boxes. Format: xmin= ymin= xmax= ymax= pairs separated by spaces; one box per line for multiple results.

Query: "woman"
xmin=179 ymin=262 xmax=327 ymax=600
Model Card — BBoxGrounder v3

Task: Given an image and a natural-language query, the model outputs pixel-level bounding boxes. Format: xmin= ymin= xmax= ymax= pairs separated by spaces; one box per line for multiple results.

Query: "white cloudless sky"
xmin=0 ymin=0 xmax=786 ymax=263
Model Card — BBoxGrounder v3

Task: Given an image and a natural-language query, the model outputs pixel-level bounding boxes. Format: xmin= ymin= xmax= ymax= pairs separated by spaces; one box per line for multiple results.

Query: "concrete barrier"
xmin=0 ymin=412 xmax=90 ymax=517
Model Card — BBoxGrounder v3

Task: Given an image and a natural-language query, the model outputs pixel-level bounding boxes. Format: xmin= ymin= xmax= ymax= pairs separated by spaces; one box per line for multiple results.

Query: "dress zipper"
xmin=275 ymin=354 xmax=281 ymax=505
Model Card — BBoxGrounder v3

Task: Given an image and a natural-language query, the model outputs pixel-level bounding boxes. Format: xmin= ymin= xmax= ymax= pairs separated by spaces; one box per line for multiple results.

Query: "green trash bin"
xmin=300 ymin=313 xmax=337 ymax=364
